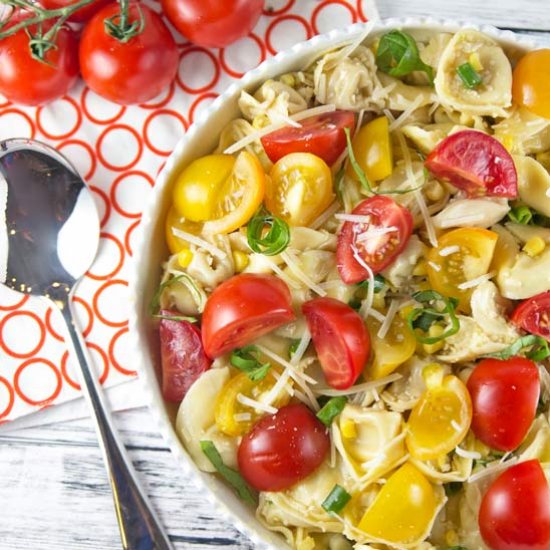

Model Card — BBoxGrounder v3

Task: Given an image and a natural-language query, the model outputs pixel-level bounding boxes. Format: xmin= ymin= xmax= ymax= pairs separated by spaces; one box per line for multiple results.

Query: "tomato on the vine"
xmin=40 ymin=0 xmax=111 ymax=22
xmin=79 ymin=2 xmax=178 ymax=105
xmin=160 ymin=0 xmax=264 ymax=49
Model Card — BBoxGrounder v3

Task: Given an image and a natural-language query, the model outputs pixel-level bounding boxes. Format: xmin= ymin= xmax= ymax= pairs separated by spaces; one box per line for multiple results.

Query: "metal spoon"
xmin=0 ymin=138 xmax=172 ymax=550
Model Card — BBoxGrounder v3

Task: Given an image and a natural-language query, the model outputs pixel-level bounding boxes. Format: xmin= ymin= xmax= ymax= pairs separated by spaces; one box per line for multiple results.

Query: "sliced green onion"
xmin=334 ymin=165 xmax=345 ymax=203
xmin=200 ymin=441 xmax=256 ymax=504
xmin=456 ymin=62 xmax=482 ymax=89
xmin=483 ymin=334 xmax=550 ymax=362
xmin=376 ymin=30 xmax=434 ymax=82
xmin=316 ymin=396 xmax=347 ymax=426
xmin=247 ymin=207 xmax=290 ymax=256
xmin=357 ymin=274 xmax=386 ymax=294
xmin=321 ymin=484 xmax=352 ymax=514
xmin=508 ymin=205 xmax=534 ymax=225
xmin=230 ymin=345 xmax=271 ymax=381
xmin=407 ymin=290 xmax=460 ymax=344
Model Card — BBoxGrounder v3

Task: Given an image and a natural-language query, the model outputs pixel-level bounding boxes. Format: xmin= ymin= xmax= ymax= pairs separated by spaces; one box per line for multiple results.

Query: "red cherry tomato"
xmin=261 ymin=111 xmax=356 ymax=167
xmin=479 ymin=459 xmax=550 ymax=550
xmin=159 ymin=312 xmax=211 ymax=402
xmin=160 ymin=0 xmax=263 ymax=49
xmin=336 ymin=196 xmax=413 ymax=284
xmin=238 ymin=403 xmax=329 ymax=491
xmin=425 ymin=130 xmax=518 ymax=198
xmin=0 ymin=17 xmax=79 ymax=106
xmin=511 ymin=291 xmax=550 ymax=342
xmin=302 ymin=297 xmax=370 ymax=390
xmin=201 ymin=273 xmax=295 ymax=358
xmin=79 ymin=3 xmax=178 ymax=105
xmin=467 ymin=357 xmax=540 ymax=451
xmin=40 ymin=0 xmax=111 ymax=22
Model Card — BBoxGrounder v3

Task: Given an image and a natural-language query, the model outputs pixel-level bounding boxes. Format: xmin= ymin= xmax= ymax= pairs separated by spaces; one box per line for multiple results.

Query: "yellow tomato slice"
xmin=172 ymin=154 xmax=235 ymax=222
xmin=366 ymin=314 xmax=416 ymax=380
xmin=347 ymin=116 xmax=393 ymax=183
xmin=427 ymin=227 xmax=498 ymax=312
xmin=267 ymin=152 xmax=334 ymax=227
xmin=512 ymin=49 xmax=550 ymax=120
xmin=406 ymin=367 xmax=472 ymax=461
xmin=164 ymin=206 xmax=202 ymax=255
xmin=203 ymin=151 xmax=265 ymax=234
xmin=358 ymin=463 xmax=437 ymax=544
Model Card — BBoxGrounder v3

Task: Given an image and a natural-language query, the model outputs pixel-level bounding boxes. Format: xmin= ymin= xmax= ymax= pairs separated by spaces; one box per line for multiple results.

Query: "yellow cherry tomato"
xmin=427 ymin=227 xmax=498 ymax=312
xmin=406 ymin=367 xmax=472 ymax=461
xmin=512 ymin=49 xmax=550 ymax=120
xmin=366 ymin=314 xmax=416 ymax=380
xmin=358 ymin=463 xmax=437 ymax=544
xmin=172 ymin=154 xmax=235 ymax=222
xmin=347 ymin=116 xmax=393 ymax=183
xmin=267 ymin=152 xmax=334 ymax=227
xmin=203 ymin=151 xmax=265 ymax=234
xmin=164 ymin=206 xmax=202 ymax=255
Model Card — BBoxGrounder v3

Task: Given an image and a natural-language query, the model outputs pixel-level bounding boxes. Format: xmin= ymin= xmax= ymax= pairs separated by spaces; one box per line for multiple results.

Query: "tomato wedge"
xmin=425 ymin=130 xmax=518 ymax=198
xmin=201 ymin=274 xmax=295 ymax=358
xmin=302 ymin=297 xmax=370 ymax=390
xmin=511 ymin=291 xmax=550 ymax=342
xmin=260 ymin=110 xmax=356 ymax=166
xmin=467 ymin=357 xmax=540 ymax=451
xmin=337 ymin=196 xmax=413 ymax=284
xmin=479 ymin=460 xmax=550 ymax=550
xmin=159 ymin=312 xmax=212 ymax=402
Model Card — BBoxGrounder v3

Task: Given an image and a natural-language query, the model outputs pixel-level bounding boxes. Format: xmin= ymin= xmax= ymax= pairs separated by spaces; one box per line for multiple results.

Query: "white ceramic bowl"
xmin=129 ymin=18 xmax=536 ymax=549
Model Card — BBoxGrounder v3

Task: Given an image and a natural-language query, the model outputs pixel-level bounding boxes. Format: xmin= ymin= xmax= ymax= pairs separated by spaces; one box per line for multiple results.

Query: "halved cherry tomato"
xmin=427 ymin=227 xmax=498 ymax=312
xmin=41 ymin=0 xmax=111 ymax=22
xmin=337 ymin=196 xmax=413 ymax=284
xmin=467 ymin=357 xmax=540 ymax=452
xmin=302 ymin=297 xmax=370 ymax=390
xmin=201 ymin=274 xmax=295 ymax=358
xmin=238 ymin=403 xmax=330 ymax=492
xmin=159 ymin=312 xmax=211 ymax=402
xmin=261 ymin=111 xmax=356 ymax=166
xmin=511 ymin=291 xmax=550 ymax=342
xmin=358 ymin=463 xmax=437 ymax=544
xmin=406 ymin=367 xmax=472 ymax=460
xmin=425 ymin=130 xmax=518 ymax=198
xmin=479 ymin=460 xmax=550 ymax=550
xmin=266 ymin=152 xmax=334 ymax=227
xmin=513 ymin=50 xmax=550 ymax=120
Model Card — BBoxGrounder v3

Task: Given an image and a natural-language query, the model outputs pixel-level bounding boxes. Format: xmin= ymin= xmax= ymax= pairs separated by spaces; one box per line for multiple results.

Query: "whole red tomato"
xmin=479 ymin=460 xmax=550 ymax=550
xmin=160 ymin=0 xmax=264 ymax=48
xmin=0 ymin=17 xmax=79 ymax=106
xmin=238 ymin=404 xmax=329 ymax=492
xmin=79 ymin=2 xmax=178 ymax=104
xmin=40 ymin=0 xmax=111 ymax=22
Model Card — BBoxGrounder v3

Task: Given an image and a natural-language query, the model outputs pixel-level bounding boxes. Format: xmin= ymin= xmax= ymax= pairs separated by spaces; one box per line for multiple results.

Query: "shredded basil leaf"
xmin=150 ymin=275 xmax=186 ymax=316
xmin=508 ymin=205 xmax=534 ymax=225
xmin=412 ymin=311 xmax=439 ymax=333
xmin=200 ymin=441 xmax=256 ymax=504
xmin=357 ymin=274 xmax=386 ymax=294
xmin=456 ymin=62 xmax=482 ymax=89
xmin=483 ymin=334 xmax=550 ymax=361
xmin=376 ymin=30 xmax=434 ymax=82
xmin=321 ymin=484 xmax=352 ymax=514
xmin=247 ymin=207 xmax=290 ymax=256
xmin=230 ymin=345 xmax=271 ymax=381
xmin=316 ymin=396 xmax=347 ymax=426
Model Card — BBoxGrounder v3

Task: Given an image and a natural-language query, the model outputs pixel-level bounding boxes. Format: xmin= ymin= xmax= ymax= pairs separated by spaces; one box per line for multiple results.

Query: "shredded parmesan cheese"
xmin=255 ymin=344 xmax=318 ymax=386
xmin=280 ymin=250 xmax=327 ymax=297
xmin=439 ymin=245 xmax=460 ymax=257
xmin=233 ymin=412 xmax=252 ymax=422
xmin=455 ymin=446 xmax=482 ymax=460
xmin=172 ymin=228 xmax=227 ymax=259
xmin=451 ymin=419 xmax=462 ymax=432
xmin=335 ymin=213 xmax=372 ymax=224
xmin=315 ymin=373 xmax=402 ymax=396
xmin=290 ymin=328 xmax=311 ymax=366
xmin=237 ymin=393 xmax=278 ymax=415
xmin=310 ymin=201 xmax=341 ymax=230
xmin=377 ymin=299 xmax=400 ymax=340
xmin=428 ymin=261 xmax=441 ymax=272
xmin=457 ymin=271 xmax=495 ymax=290
xmin=356 ymin=226 xmax=398 ymax=242
xmin=367 ymin=308 xmax=386 ymax=323
xmin=261 ymin=368 xmax=292 ymax=407
xmin=354 ymin=249 xmax=375 ymax=319
xmin=389 ymin=95 xmax=425 ymax=132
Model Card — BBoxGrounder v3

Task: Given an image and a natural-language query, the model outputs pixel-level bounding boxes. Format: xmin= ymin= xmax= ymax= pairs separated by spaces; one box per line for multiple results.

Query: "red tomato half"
xmin=40 ymin=0 xmax=111 ymax=22
xmin=511 ymin=291 xmax=550 ymax=342
xmin=159 ymin=312 xmax=211 ymax=402
xmin=302 ymin=297 xmax=370 ymax=390
xmin=336 ymin=196 xmax=413 ymax=284
xmin=201 ymin=273 xmax=295 ymax=358
xmin=79 ymin=3 xmax=178 ymax=105
xmin=261 ymin=111 xmax=356 ymax=167
xmin=479 ymin=460 xmax=550 ymax=550
xmin=160 ymin=0 xmax=263 ymax=48
xmin=238 ymin=403 xmax=329 ymax=491
xmin=0 ymin=17 xmax=79 ymax=106
xmin=425 ymin=130 xmax=518 ymax=198
xmin=467 ymin=357 xmax=540 ymax=451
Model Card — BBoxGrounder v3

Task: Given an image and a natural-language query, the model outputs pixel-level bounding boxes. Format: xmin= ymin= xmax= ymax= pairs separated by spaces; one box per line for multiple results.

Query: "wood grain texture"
xmin=1 ymin=2 xmax=549 ymax=548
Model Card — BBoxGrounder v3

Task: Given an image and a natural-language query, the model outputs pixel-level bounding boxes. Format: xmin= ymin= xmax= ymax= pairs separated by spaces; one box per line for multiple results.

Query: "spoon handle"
xmin=58 ymin=298 xmax=173 ymax=550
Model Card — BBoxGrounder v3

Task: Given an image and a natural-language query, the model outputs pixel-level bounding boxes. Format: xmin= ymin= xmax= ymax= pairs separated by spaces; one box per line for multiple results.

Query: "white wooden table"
xmin=1 ymin=2 xmax=549 ymax=549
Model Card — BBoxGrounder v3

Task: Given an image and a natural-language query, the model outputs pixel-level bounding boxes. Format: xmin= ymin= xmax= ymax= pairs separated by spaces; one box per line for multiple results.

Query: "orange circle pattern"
xmin=0 ymin=0 xmax=376 ymax=423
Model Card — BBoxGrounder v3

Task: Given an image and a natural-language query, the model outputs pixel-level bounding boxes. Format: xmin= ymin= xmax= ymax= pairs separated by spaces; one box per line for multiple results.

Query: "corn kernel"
xmin=422 ymin=362 xmax=445 ymax=389
xmin=280 ymin=73 xmax=295 ymax=87
xmin=468 ymin=52 xmax=484 ymax=72
xmin=400 ymin=304 xmax=415 ymax=320
xmin=233 ymin=250 xmax=250 ymax=272
xmin=423 ymin=325 xmax=446 ymax=356
xmin=341 ymin=419 xmax=357 ymax=439
xmin=412 ymin=260 xmax=428 ymax=277
xmin=445 ymin=530 xmax=460 ymax=546
xmin=425 ymin=181 xmax=446 ymax=202
xmin=252 ymin=114 xmax=270 ymax=129
xmin=500 ymin=134 xmax=515 ymax=152
xmin=523 ymin=236 xmax=546 ymax=257
xmin=177 ymin=249 xmax=193 ymax=268
xmin=372 ymin=293 xmax=385 ymax=310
